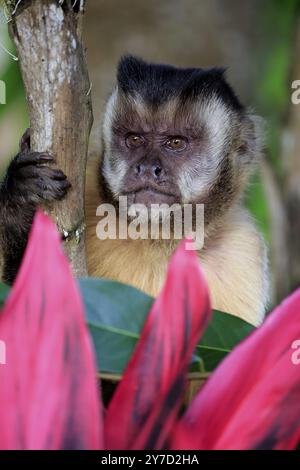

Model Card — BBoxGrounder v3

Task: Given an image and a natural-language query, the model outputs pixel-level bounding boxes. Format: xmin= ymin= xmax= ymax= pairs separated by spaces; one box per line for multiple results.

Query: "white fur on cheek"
xmin=179 ymin=96 xmax=232 ymax=202
xmin=102 ymin=88 xmax=118 ymax=152
xmin=102 ymin=156 xmax=128 ymax=197
xmin=101 ymin=88 xmax=129 ymax=197
xmin=178 ymin=164 xmax=217 ymax=202
xmin=202 ymin=96 xmax=231 ymax=153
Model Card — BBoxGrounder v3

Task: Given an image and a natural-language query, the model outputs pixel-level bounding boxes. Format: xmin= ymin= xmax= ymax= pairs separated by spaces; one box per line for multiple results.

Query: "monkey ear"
xmin=238 ymin=112 xmax=266 ymax=166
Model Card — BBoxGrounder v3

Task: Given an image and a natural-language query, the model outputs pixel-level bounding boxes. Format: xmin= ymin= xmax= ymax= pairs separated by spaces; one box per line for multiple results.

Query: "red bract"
xmin=104 ymin=240 xmax=211 ymax=450
xmin=0 ymin=211 xmax=103 ymax=450
xmin=0 ymin=212 xmax=300 ymax=450
xmin=171 ymin=289 xmax=300 ymax=450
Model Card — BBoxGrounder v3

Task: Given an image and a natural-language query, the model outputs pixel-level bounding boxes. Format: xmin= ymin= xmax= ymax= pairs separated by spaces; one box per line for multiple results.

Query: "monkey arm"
xmin=0 ymin=132 xmax=70 ymax=284
xmin=0 ymin=177 xmax=36 ymax=284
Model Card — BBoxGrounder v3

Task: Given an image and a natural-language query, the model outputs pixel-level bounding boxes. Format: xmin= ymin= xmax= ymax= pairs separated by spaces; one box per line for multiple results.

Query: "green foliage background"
xmin=245 ymin=0 xmax=300 ymax=242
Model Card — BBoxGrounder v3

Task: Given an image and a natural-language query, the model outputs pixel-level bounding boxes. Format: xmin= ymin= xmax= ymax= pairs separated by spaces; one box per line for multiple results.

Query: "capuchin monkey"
xmin=0 ymin=56 xmax=269 ymax=326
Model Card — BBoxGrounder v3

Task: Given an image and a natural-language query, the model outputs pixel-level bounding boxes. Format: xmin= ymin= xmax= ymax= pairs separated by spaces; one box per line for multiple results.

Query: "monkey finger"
xmin=46 ymin=169 xmax=68 ymax=181
xmin=24 ymin=177 xmax=70 ymax=201
xmin=36 ymin=179 xmax=71 ymax=201
xmin=15 ymin=152 xmax=55 ymax=167
xmin=16 ymin=164 xmax=53 ymax=180
xmin=26 ymin=166 xmax=68 ymax=181
xmin=19 ymin=128 xmax=31 ymax=153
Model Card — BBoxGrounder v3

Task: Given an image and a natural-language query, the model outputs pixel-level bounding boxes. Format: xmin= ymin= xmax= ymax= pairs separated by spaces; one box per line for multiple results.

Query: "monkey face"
xmin=101 ymin=56 xmax=263 ymax=222
xmin=104 ymin=101 xmax=207 ymax=208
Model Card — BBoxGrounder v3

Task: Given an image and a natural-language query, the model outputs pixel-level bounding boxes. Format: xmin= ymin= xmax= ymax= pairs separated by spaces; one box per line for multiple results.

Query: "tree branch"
xmin=8 ymin=0 xmax=92 ymax=277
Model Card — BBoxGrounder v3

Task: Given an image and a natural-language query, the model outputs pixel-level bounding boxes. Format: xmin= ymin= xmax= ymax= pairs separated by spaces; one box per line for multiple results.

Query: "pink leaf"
xmin=0 ymin=211 xmax=103 ymax=450
xmin=104 ymin=240 xmax=211 ymax=450
xmin=172 ymin=288 xmax=300 ymax=450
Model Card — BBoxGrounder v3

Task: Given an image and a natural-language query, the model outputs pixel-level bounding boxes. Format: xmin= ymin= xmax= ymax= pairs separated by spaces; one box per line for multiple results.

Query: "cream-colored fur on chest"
xmin=85 ymin=157 xmax=269 ymax=327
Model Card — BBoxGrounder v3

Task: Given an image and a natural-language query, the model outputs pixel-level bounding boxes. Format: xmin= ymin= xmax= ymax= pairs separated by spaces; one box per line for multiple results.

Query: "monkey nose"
xmin=153 ymin=165 xmax=162 ymax=178
xmin=135 ymin=163 xmax=163 ymax=180
xmin=135 ymin=163 xmax=144 ymax=175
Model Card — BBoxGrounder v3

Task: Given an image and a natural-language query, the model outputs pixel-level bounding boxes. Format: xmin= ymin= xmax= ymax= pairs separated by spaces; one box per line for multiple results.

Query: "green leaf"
xmin=79 ymin=278 xmax=254 ymax=376
xmin=196 ymin=310 xmax=254 ymax=371
xmin=79 ymin=278 xmax=153 ymax=375
xmin=0 ymin=282 xmax=9 ymax=308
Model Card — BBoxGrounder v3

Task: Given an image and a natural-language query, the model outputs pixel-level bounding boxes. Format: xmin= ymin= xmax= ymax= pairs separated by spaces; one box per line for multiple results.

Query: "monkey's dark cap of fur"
xmin=117 ymin=55 xmax=244 ymax=111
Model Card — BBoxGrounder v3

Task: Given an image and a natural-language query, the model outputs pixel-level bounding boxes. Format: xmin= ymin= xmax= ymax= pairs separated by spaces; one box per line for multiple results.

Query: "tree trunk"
xmin=8 ymin=0 xmax=92 ymax=277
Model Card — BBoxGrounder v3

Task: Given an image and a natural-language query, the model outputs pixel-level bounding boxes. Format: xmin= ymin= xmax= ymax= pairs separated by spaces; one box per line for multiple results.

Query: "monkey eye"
xmin=165 ymin=137 xmax=187 ymax=152
xmin=125 ymin=134 xmax=145 ymax=148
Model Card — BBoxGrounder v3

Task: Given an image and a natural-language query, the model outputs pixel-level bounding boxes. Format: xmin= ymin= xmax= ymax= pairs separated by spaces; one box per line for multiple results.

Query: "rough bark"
xmin=8 ymin=0 xmax=92 ymax=277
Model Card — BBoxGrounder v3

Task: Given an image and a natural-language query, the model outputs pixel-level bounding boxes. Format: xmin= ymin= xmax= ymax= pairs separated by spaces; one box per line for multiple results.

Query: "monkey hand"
xmin=3 ymin=129 xmax=71 ymax=205
xmin=0 ymin=129 xmax=72 ymax=284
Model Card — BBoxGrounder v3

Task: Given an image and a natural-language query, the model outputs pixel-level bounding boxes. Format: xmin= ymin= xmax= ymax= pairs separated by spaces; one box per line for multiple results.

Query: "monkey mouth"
xmin=124 ymin=187 xmax=178 ymax=207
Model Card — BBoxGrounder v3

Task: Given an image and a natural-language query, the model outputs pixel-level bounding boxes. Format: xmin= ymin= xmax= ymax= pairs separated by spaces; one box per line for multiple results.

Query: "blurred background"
xmin=0 ymin=0 xmax=299 ymax=306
